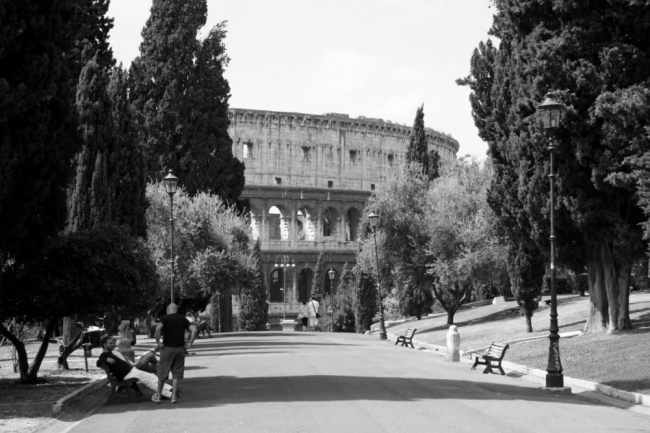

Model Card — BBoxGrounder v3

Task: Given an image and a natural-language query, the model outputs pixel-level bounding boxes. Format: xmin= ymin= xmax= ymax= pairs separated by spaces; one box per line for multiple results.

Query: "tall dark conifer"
xmin=0 ymin=0 xmax=83 ymax=259
xmin=238 ymin=240 xmax=268 ymax=330
xmin=354 ymin=269 xmax=377 ymax=334
xmin=130 ymin=1 xmax=244 ymax=202
xmin=311 ymin=252 xmax=325 ymax=301
xmin=458 ymin=0 xmax=650 ymax=333
xmin=108 ymin=66 xmax=147 ymax=237
xmin=406 ymin=105 xmax=440 ymax=181
xmin=406 ymin=105 xmax=429 ymax=171
xmin=66 ymin=51 xmax=115 ymax=233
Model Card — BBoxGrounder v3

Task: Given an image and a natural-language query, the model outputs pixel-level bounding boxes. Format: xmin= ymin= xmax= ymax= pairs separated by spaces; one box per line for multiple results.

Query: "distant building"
xmin=228 ymin=108 xmax=459 ymax=327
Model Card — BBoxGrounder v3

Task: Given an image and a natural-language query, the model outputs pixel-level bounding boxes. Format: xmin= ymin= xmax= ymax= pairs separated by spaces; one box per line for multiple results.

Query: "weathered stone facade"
xmin=228 ymin=108 xmax=459 ymax=326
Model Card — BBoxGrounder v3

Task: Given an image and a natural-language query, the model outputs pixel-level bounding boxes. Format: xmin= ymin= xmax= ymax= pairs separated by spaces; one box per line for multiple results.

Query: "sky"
xmin=107 ymin=0 xmax=496 ymax=159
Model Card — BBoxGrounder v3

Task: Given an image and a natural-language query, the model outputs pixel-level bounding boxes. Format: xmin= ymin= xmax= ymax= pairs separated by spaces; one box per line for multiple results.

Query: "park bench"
xmin=470 ymin=342 xmax=510 ymax=375
xmin=395 ymin=328 xmax=417 ymax=348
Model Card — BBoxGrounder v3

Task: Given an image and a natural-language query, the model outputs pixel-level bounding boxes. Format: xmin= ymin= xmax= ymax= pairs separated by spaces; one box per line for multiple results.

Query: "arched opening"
xmin=267 ymin=205 xmax=289 ymax=240
xmin=298 ymin=268 xmax=314 ymax=303
xmin=296 ymin=207 xmax=316 ymax=241
xmin=269 ymin=268 xmax=284 ymax=302
xmin=322 ymin=207 xmax=339 ymax=238
xmin=346 ymin=207 xmax=362 ymax=241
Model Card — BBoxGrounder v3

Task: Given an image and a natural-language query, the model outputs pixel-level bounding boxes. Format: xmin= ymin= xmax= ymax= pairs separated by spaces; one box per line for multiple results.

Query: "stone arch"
xmin=267 ymin=204 xmax=290 ymax=240
xmin=298 ymin=268 xmax=314 ymax=303
xmin=269 ymin=268 xmax=284 ymax=302
xmin=345 ymin=207 xmax=362 ymax=241
xmin=322 ymin=206 xmax=340 ymax=238
xmin=296 ymin=206 xmax=316 ymax=241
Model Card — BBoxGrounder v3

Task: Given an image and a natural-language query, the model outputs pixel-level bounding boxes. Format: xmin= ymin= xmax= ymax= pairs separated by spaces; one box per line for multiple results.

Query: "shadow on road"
xmin=97 ymin=374 xmax=607 ymax=414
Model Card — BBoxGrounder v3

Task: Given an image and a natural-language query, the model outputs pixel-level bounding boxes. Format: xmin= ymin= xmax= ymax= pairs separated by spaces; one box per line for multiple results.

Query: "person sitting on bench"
xmin=97 ymin=335 xmax=173 ymax=398
xmin=193 ymin=312 xmax=211 ymax=338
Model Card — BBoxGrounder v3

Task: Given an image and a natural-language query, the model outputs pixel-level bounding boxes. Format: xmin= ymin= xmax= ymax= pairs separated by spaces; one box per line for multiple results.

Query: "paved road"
xmin=53 ymin=332 xmax=649 ymax=433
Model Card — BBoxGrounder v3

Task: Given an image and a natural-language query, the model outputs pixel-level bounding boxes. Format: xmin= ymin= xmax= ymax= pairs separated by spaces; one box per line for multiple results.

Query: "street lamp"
xmin=274 ymin=255 xmax=295 ymax=321
xmin=328 ymin=268 xmax=336 ymax=332
xmin=163 ymin=170 xmax=179 ymax=303
xmin=367 ymin=211 xmax=387 ymax=340
xmin=537 ymin=94 xmax=566 ymax=389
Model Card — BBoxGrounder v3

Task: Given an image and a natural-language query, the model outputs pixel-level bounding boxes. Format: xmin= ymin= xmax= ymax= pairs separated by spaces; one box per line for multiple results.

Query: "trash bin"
xmin=82 ymin=343 xmax=93 ymax=357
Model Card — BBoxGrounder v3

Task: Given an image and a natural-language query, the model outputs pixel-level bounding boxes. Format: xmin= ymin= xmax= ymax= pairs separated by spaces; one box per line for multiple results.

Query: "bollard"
xmin=446 ymin=325 xmax=460 ymax=362
xmin=82 ymin=343 xmax=93 ymax=372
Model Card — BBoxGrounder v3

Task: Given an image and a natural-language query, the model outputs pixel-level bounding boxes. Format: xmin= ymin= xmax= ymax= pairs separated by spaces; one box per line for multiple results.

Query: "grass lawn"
xmin=388 ymin=291 xmax=650 ymax=395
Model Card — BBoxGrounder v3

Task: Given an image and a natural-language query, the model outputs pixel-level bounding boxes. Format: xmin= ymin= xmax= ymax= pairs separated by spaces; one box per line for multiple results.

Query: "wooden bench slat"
xmin=470 ymin=342 xmax=509 ymax=375
xmin=395 ymin=328 xmax=417 ymax=348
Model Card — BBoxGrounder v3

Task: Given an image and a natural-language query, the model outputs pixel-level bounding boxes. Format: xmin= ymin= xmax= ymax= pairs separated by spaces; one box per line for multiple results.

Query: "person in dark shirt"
xmin=97 ymin=335 xmax=173 ymax=398
xmin=153 ymin=303 xmax=197 ymax=404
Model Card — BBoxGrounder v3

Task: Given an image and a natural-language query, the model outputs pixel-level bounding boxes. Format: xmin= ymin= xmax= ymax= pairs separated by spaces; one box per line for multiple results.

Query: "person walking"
xmin=153 ymin=303 xmax=197 ymax=404
xmin=97 ymin=335 xmax=173 ymax=398
xmin=308 ymin=296 xmax=320 ymax=331
xmin=297 ymin=301 xmax=310 ymax=331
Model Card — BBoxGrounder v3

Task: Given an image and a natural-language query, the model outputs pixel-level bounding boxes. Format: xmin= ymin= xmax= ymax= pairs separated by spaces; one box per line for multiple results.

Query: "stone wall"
xmin=228 ymin=108 xmax=459 ymax=193
xmin=227 ymin=108 xmax=459 ymax=325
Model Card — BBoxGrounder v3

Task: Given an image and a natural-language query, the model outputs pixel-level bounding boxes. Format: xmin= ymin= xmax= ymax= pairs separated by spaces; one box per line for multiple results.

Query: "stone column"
xmin=261 ymin=200 xmax=268 ymax=240
xmin=290 ymin=205 xmax=297 ymax=241
xmin=315 ymin=201 xmax=323 ymax=242
xmin=337 ymin=203 xmax=346 ymax=242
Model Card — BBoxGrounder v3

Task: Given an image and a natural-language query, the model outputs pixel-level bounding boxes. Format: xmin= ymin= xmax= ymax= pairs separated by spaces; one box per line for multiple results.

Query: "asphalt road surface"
xmin=52 ymin=332 xmax=650 ymax=433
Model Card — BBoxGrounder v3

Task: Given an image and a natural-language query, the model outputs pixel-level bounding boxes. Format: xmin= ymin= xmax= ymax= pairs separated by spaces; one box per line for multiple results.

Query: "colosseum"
xmin=228 ymin=108 xmax=459 ymax=328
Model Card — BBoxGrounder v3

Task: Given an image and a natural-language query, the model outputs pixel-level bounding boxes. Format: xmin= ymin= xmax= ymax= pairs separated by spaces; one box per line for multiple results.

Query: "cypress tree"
xmin=333 ymin=263 xmax=356 ymax=332
xmin=66 ymin=50 xmax=115 ymax=233
xmin=130 ymin=1 xmax=244 ymax=201
xmin=406 ymin=105 xmax=428 ymax=171
xmin=0 ymin=0 xmax=83 ymax=259
xmin=107 ymin=66 xmax=147 ymax=237
xmin=311 ymin=252 xmax=325 ymax=301
xmin=354 ymin=269 xmax=377 ymax=334
xmin=406 ymin=105 xmax=440 ymax=181
xmin=238 ymin=240 xmax=268 ymax=331
xmin=459 ymin=0 xmax=650 ymax=332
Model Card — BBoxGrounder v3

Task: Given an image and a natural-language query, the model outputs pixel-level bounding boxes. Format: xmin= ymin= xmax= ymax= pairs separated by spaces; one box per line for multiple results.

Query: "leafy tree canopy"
xmin=0 ymin=225 xmax=158 ymax=382
xmin=458 ymin=0 xmax=650 ymax=332
xmin=145 ymin=182 xmax=252 ymax=303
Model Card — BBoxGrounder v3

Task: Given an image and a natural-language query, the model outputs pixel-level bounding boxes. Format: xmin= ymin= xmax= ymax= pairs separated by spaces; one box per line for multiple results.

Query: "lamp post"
xmin=163 ymin=170 xmax=179 ymax=304
xmin=274 ymin=255 xmax=295 ymax=321
xmin=537 ymin=94 xmax=566 ymax=389
xmin=328 ymin=268 xmax=335 ymax=332
xmin=367 ymin=211 xmax=387 ymax=340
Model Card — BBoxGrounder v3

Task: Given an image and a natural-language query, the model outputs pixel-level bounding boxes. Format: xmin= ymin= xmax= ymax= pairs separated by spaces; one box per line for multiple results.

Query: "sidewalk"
xmin=0 ymin=336 xmax=160 ymax=417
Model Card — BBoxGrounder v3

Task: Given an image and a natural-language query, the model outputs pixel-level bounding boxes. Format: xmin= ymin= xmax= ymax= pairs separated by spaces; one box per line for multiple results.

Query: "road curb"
xmin=53 ymin=377 xmax=108 ymax=414
xmin=385 ymin=332 xmax=650 ymax=410
xmin=0 ymin=377 xmax=107 ymax=417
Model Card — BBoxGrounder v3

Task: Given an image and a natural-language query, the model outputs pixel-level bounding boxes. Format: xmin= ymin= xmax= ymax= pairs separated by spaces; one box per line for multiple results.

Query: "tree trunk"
xmin=446 ymin=309 xmax=455 ymax=325
xmin=57 ymin=329 xmax=84 ymax=370
xmin=0 ymin=322 xmax=29 ymax=381
xmin=0 ymin=319 xmax=58 ymax=384
xmin=62 ymin=317 xmax=77 ymax=346
xmin=26 ymin=319 xmax=58 ymax=383
xmin=583 ymin=242 xmax=633 ymax=333
xmin=525 ymin=310 xmax=533 ymax=332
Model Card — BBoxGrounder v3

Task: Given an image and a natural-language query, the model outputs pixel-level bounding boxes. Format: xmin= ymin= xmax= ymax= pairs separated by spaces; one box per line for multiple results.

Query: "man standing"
xmin=97 ymin=335 xmax=173 ymax=398
xmin=308 ymin=296 xmax=320 ymax=331
xmin=153 ymin=303 xmax=197 ymax=404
